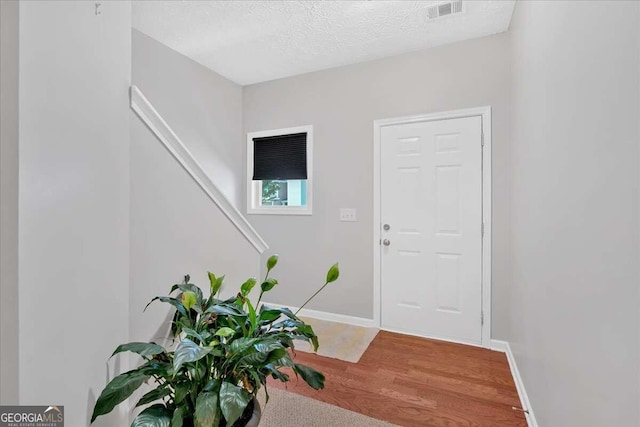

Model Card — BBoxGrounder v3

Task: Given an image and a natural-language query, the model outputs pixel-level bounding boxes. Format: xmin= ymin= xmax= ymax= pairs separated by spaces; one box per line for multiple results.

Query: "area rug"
xmin=293 ymin=317 xmax=379 ymax=363
xmin=258 ymin=388 xmax=395 ymax=427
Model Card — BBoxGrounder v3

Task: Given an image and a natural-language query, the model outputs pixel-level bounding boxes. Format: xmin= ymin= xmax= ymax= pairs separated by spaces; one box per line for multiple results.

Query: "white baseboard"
xmin=261 ymin=301 xmax=377 ymax=328
xmin=490 ymin=339 xmax=509 ymax=353
xmin=490 ymin=340 xmax=538 ymax=427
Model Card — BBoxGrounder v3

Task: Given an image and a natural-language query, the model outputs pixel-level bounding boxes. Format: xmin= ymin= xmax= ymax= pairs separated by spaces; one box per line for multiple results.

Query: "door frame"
xmin=373 ymin=106 xmax=492 ymax=348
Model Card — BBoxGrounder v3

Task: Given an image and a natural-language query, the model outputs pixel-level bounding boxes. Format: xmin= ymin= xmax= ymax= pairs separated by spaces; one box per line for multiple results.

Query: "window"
xmin=247 ymin=125 xmax=313 ymax=215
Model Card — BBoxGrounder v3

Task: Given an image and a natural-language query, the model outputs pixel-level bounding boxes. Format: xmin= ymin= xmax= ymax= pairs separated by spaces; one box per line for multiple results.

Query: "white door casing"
xmin=373 ymin=107 xmax=491 ymax=348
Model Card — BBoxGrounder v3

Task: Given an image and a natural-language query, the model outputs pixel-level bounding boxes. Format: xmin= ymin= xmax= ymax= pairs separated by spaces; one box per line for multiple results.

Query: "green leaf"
xmin=173 ymin=338 xmax=214 ymax=373
xmin=206 ymin=304 xmax=246 ymax=317
xmin=215 ymin=327 xmax=236 ymax=338
xmin=310 ymin=334 xmax=319 ymax=352
xmin=266 ymin=306 xmax=298 ymax=321
xmin=181 ymin=327 xmax=205 ymax=343
xmin=208 ymin=272 xmax=218 ymax=291
xmin=170 ymin=310 xmax=181 ymax=337
xmin=203 ymin=378 xmax=221 ymax=393
xmin=188 ymin=363 xmax=207 ymax=382
xmin=195 ymin=391 xmax=220 ymax=427
xmin=171 ymin=406 xmax=186 ymax=427
xmin=293 ymin=363 xmax=325 ymax=390
xmin=241 ymin=343 xmax=286 ymax=366
xmin=174 ymin=315 xmax=193 ymax=333
xmin=294 ymin=323 xmax=319 ymax=351
xmin=326 ymin=263 xmax=340 ymax=283
xmin=174 ymin=383 xmax=190 ymax=404
xmin=215 ymin=276 xmax=225 ymax=291
xmin=145 ymin=296 xmax=187 ymax=316
xmin=229 ymin=337 xmax=258 ymax=355
xmin=137 ymin=359 xmax=171 ymax=378
xmin=266 ymin=254 xmax=278 ymax=271
xmin=271 ymin=319 xmax=301 ymax=329
xmin=258 ymin=309 xmax=282 ymax=324
xmin=260 ymin=278 xmax=278 ymax=293
xmin=170 ymin=283 xmax=204 ymax=304
xmin=136 ymin=386 xmax=172 ymax=407
xmin=240 ymin=278 xmax=257 ymax=297
xmin=237 ymin=348 xmax=268 ymax=366
xmin=181 ymin=291 xmax=198 ymax=310
xmin=266 ymin=347 xmax=287 ymax=363
xmin=271 ymin=352 xmax=295 ymax=368
xmin=208 ymin=272 xmax=225 ymax=296
xmin=130 ymin=404 xmax=171 ymax=427
xmin=208 ymin=273 xmax=226 ymax=296
xmin=238 ymin=340 xmax=285 ymax=364
xmin=219 ymin=382 xmax=251 ymax=427
xmin=275 ymin=334 xmax=294 ymax=349
xmin=247 ymin=299 xmax=257 ymax=330
xmin=111 ymin=342 xmax=165 ymax=359
xmin=91 ymin=370 xmax=150 ymax=422
xmin=265 ymin=364 xmax=289 ymax=382
xmin=296 ymin=323 xmax=314 ymax=337
xmin=253 ymin=340 xmax=283 ymax=355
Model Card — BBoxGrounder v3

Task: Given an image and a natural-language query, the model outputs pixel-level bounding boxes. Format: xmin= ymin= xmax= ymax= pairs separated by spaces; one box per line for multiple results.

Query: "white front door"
xmin=380 ymin=116 xmax=483 ymax=345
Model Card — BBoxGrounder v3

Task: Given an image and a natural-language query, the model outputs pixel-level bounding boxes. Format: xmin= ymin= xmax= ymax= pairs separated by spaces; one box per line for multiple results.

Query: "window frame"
xmin=246 ymin=125 xmax=313 ymax=215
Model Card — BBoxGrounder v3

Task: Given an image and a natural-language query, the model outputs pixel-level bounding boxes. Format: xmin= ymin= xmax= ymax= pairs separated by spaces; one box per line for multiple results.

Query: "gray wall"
xmin=129 ymin=116 xmax=261 ymax=342
xmin=130 ymin=29 xmax=261 ymax=348
xmin=133 ymin=30 xmax=245 ymax=208
xmin=509 ymin=1 xmax=639 ymax=425
xmin=0 ymin=0 xmax=19 ymax=405
xmin=243 ymin=33 xmax=511 ymax=337
xmin=18 ymin=2 xmax=131 ymax=425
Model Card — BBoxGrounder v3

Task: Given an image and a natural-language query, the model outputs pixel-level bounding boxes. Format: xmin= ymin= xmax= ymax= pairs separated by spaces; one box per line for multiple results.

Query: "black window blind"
xmin=253 ymin=132 xmax=307 ymax=180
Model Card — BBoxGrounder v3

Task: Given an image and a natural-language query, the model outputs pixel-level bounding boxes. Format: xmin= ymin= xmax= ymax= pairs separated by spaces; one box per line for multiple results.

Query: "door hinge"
xmin=481 ymin=311 xmax=484 ymax=325
xmin=481 ymin=222 xmax=485 ymax=237
xmin=481 ymin=131 xmax=485 ymax=147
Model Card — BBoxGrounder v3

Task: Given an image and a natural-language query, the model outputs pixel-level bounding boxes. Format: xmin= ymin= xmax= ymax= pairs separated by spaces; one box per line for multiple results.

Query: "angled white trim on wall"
xmin=130 ymin=85 xmax=269 ymax=254
xmin=491 ymin=340 xmax=538 ymax=427
xmin=373 ymin=106 xmax=492 ymax=348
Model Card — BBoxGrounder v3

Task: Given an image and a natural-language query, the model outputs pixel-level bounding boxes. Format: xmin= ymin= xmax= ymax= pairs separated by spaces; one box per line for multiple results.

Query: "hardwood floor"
xmin=269 ymin=331 xmax=527 ymax=427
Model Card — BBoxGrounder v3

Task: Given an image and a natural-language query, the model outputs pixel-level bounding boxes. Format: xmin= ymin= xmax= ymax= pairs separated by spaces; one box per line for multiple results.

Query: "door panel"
xmin=380 ymin=116 xmax=482 ymax=344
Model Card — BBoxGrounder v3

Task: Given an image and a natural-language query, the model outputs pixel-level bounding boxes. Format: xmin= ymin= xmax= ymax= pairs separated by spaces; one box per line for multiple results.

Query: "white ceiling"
xmin=133 ymin=1 xmax=516 ymax=86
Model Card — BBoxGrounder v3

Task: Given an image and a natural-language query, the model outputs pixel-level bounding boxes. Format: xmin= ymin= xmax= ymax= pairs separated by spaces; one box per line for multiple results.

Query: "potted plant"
xmin=90 ymin=255 xmax=339 ymax=427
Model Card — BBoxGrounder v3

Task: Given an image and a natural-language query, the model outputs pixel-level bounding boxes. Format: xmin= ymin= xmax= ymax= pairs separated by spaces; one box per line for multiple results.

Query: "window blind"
xmin=252 ymin=132 xmax=307 ymax=180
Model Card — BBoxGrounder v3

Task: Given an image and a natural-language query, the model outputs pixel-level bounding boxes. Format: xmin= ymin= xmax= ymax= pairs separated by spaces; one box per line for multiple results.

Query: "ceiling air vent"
xmin=426 ymin=0 xmax=463 ymax=20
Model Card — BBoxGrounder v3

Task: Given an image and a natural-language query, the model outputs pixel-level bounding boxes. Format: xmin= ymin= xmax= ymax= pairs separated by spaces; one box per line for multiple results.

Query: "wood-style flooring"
xmin=269 ymin=331 xmax=527 ymax=427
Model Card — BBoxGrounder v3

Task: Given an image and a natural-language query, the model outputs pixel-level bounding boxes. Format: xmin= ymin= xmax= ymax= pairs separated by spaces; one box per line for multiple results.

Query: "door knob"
xmin=383 ymin=239 xmax=391 ymax=246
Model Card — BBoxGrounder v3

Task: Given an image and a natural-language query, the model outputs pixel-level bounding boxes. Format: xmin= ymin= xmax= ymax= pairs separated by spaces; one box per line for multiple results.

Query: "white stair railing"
xmin=130 ymin=85 xmax=268 ymax=254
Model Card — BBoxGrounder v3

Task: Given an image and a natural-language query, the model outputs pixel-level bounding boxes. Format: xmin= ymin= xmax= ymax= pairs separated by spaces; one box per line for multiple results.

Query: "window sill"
xmin=247 ymin=207 xmax=312 ymax=216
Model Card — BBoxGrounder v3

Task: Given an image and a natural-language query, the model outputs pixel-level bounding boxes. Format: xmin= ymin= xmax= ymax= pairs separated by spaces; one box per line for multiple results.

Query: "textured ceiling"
xmin=133 ymin=1 xmax=516 ymax=86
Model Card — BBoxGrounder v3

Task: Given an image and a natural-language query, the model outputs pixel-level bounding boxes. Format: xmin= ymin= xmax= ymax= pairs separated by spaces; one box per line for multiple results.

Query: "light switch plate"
xmin=339 ymin=208 xmax=357 ymax=222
